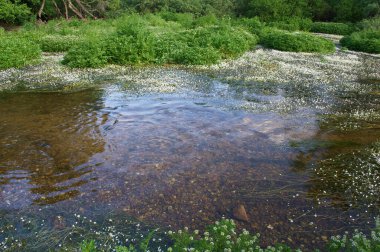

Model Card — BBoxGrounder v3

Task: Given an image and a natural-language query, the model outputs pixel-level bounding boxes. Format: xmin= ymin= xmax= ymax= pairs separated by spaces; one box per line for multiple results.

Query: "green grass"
xmin=0 ymin=35 xmax=41 ymax=69
xmin=261 ymin=29 xmax=336 ymax=53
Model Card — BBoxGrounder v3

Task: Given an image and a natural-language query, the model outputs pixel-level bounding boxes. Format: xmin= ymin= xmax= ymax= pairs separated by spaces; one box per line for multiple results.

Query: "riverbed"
xmin=1 ymin=47 xmax=380 ymax=251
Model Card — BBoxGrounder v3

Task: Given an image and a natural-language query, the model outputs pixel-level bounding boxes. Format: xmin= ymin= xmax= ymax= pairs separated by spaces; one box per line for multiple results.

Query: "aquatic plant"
xmin=74 ymin=218 xmax=380 ymax=251
xmin=312 ymin=141 xmax=380 ymax=208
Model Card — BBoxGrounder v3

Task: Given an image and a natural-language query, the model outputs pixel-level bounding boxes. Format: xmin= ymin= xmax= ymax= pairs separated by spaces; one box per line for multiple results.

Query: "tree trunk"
xmin=38 ymin=0 xmax=46 ymax=20
xmin=63 ymin=0 xmax=69 ymax=20
xmin=67 ymin=0 xmax=85 ymax=19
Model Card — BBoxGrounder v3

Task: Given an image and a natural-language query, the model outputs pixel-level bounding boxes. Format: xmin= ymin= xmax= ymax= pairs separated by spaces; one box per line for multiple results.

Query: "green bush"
xmin=357 ymin=16 xmax=380 ymax=31
xmin=269 ymin=17 xmax=313 ymax=32
xmin=39 ymin=35 xmax=84 ymax=52
xmin=261 ymin=29 xmax=336 ymax=53
xmin=62 ymin=40 xmax=108 ymax=68
xmin=340 ymin=30 xmax=380 ymax=54
xmin=159 ymin=12 xmax=194 ymax=28
xmin=172 ymin=46 xmax=221 ymax=65
xmin=233 ymin=17 xmax=264 ymax=35
xmin=193 ymin=14 xmax=219 ymax=27
xmin=0 ymin=0 xmax=31 ymax=24
xmin=310 ymin=22 xmax=355 ymax=35
xmin=183 ymin=26 xmax=258 ymax=58
xmin=105 ymin=20 xmax=157 ymax=65
xmin=0 ymin=35 xmax=41 ymax=69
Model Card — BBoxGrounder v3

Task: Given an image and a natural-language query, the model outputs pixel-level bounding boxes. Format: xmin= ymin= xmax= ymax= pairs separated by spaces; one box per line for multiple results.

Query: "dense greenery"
xmin=340 ymin=17 xmax=380 ymax=53
xmin=78 ymin=218 xmax=380 ymax=251
xmin=0 ymin=0 xmax=31 ymax=24
xmin=261 ymin=29 xmax=336 ymax=53
xmin=310 ymin=22 xmax=355 ymax=35
xmin=341 ymin=30 xmax=380 ymax=53
xmin=58 ymin=14 xmax=257 ymax=67
xmin=0 ymin=35 xmax=41 ymax=69
xmin=1 ymin=0 xmax=380 ymax=25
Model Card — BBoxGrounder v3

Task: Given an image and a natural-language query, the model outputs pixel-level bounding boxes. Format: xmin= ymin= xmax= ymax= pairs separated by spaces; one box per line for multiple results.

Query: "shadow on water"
xmin=0 ymin=68 xmax=379 ymax=251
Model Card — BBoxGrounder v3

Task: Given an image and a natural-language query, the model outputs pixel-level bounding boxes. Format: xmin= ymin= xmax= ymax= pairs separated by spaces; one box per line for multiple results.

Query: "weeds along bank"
xmin=0 ymin=14 xmax=331 ymax=69
xmin=0 ymin=14 xmax=379 ymax=70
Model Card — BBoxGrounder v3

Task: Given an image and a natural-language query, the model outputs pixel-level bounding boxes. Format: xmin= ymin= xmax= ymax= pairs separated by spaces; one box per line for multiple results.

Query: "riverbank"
xmin=1 ymin=45 xmax=379 ymax=93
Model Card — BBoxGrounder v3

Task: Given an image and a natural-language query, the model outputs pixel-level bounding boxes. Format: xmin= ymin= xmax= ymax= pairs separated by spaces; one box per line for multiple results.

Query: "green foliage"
xmin=80 ymin=240 xmax=97 ymax=252
xmin=74 ymin=218 xmax=380 ymax=252
xmin=169 ymin=218 xmax=296 ymax=252
xmin=62 ymin=40 xmax=108 ymax=68
xmin=106 ymin=21 xmax=157 ymax=65
xmin=0 ymin=35 xmax=41 ymax=69
xmin=39 ymin=35 xmax=84 ymax=52
xmin=193 ymin=13 xmax=219 ymax=27
xmin=357 ymin=16 xmax=380 ymax=31
xmin=328 ymin=218 xmax=380 ymax=252
xmin=159 ymin=12 xmax=194 ymax=28
xmin=0 ymin=0 xmax=31 ymax=24
xmin=184 ymin=26 xmax=257 ymax=58
xmin=233 ymin=17 xmax=264 ymax=35
xmin=261 ymin=29 xmax=335 ymax=53
xmin=268 ymin=17 xmax=313 ymax=31
xmin=311 ymin=22 xmax=355 ymax=35
xmin=340 ymin=30 xmax=380 ymax=54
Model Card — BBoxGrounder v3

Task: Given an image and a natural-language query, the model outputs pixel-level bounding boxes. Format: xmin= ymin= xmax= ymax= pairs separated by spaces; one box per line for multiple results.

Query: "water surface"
xmin=0 ymin=68 xmax=379 ymax=251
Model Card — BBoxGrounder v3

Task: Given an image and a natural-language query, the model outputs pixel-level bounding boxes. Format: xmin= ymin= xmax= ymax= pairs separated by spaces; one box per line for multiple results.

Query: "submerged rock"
xmin=233 ymin=204 xmax=249 ymax=222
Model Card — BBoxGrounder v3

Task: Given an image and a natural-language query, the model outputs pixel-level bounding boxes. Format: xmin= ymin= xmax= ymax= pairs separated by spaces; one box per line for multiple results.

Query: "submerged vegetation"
xmin=77 ymin=218 xmax=380 ymax=252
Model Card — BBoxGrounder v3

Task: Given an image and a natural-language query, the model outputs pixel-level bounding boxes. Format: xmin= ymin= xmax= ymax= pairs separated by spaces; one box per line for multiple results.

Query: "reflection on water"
xmin=0 ymin=91 xmax=105 ymax=206
xmin=0 ymin=68 xmax=379 ymax=251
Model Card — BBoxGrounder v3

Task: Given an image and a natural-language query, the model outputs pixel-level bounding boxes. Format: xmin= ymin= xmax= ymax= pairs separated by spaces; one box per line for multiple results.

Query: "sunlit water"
xmin=0 ymin=67 xmax=379 ymax=251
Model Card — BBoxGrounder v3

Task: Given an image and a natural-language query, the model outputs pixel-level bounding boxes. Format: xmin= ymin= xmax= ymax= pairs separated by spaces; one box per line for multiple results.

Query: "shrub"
xmin=269 ymin=17 xmax=313 ymax=32
xmin=357 ymin=16 xmax=380 ymax=31
xmin=62 ymin=40 xmax=108 ymax=68
xmin=105 ymin=21 xmax=157 ymax=65
xmin=0 ymin=0 xmax=31 ymax=24
xmin=171 ymin=46 xmax=221 ymax=65
xmin=0 ymin=35 xmax=41 ymax=69
xmin=261 ymin=30 xmax=336 ymax=53
xmin=193 ymin=14 xmax=219 ymax=27
xmin=340 ymin=30 xmax=380 ymax=54
xmin=311 ymin=22 xmax=355 ymax=35
xmin=184 ymin=26 xmax=258 ymax=58
xmin=39 ymin=35 xmax=84 ymax=52
xmin=159 ymin=12 xmax=194 ymax=28
xmin=233 ymin=17 xmax=264 ymax=35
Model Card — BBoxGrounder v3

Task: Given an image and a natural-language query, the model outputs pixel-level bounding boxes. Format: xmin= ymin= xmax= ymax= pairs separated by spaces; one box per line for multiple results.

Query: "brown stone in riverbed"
xmin=233 ymin=204 xmax=249 ymax=222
